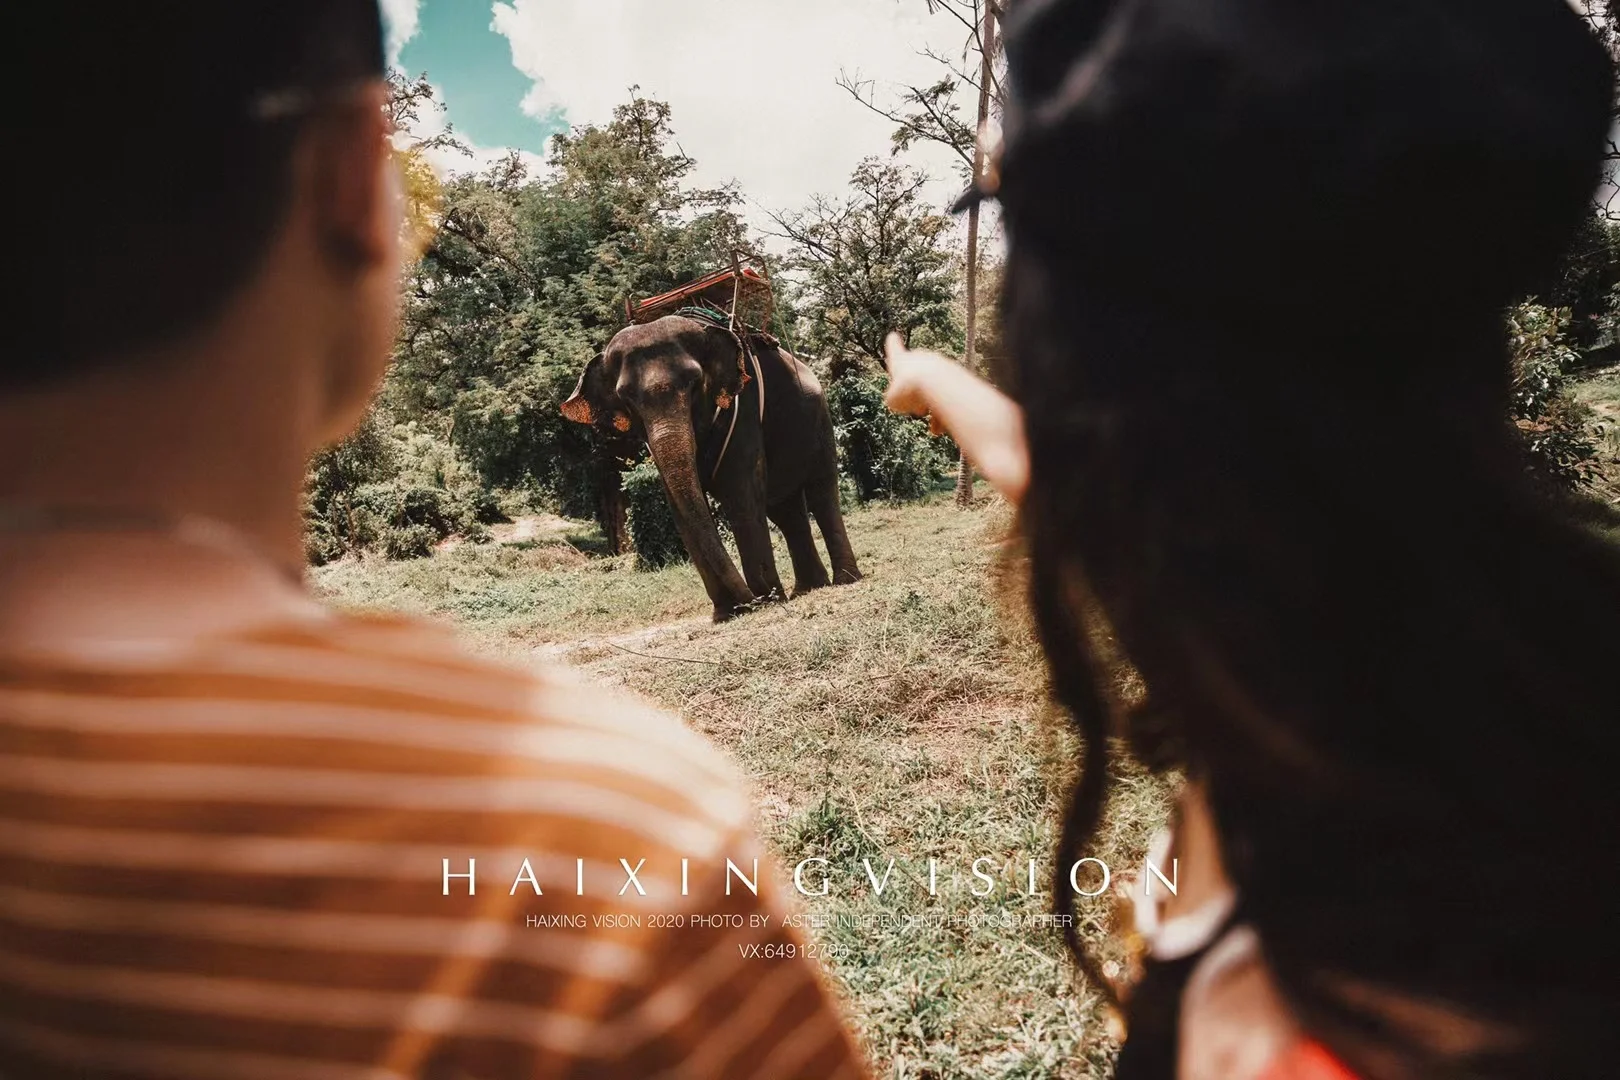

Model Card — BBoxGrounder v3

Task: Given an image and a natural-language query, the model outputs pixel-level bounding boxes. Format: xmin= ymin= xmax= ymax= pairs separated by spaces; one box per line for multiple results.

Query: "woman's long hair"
xmin=997 ymin=2 xmax=1620 ymax=1077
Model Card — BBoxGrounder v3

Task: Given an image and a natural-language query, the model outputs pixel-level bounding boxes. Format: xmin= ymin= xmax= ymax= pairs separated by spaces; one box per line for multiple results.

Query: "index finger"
xmin=884 ymin=332 xmax=907 ymax=367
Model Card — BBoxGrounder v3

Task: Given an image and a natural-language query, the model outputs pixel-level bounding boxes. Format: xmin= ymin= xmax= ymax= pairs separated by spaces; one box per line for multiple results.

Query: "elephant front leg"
xmin=728 ymin=514 xmax=786 ymax=603
xmin=768 ymin=491 xmax=830 ymax=596
xmin=720 ymin=479 xmax=787 ymax=604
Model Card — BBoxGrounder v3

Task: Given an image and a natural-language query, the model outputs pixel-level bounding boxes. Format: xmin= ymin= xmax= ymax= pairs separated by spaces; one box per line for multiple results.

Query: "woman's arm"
xmin=882 ymin=332 xmax=1030 ymax=505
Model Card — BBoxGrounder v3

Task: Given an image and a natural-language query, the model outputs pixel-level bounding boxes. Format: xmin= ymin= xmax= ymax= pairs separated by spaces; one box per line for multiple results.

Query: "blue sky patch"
xmin=398 ymin=0 xmax=565 ymax=154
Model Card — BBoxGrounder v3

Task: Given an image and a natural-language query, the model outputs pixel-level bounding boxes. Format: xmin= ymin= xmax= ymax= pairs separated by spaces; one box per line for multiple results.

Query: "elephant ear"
xmin=560 ymin=382 xmax=594 ymax=424
xmin=561 ymin=353 xmax=624 ymax=427
xmin=686 ymin=321 xmax=745 ymax=403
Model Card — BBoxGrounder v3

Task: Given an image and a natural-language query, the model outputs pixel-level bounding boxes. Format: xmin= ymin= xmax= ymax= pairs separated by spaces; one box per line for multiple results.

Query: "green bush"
xmin=448 ymin=362 xmax=605 ymax=521
xmin=302 ymin=498 xmax=348 ymax=566
xmin=825 ymin=371 xmax=953 ymax=502
xmin=468 ymin=489 xmax=509 ymax=525
xmin=304 ymin=411 xmax=500 ymax=564
xmin=1543 ymin=216 xmax=1620 ymax=370
xmin=621 ymin=459 xmax=738 ymax=570
xmin=1508 ymin=302 xmax=1600 ymax=491
xmin=383 ymin=523 xmax=440 ymax=560
xmin=304 ymin=411 xmax=394 ymax=564
xmin=623 ymin=460 xmax=686 ymax=569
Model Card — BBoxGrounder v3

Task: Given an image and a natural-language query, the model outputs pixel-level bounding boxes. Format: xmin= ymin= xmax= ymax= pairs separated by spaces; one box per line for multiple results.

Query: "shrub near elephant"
xmin=562 ymin=310 xmax=862 ymax=621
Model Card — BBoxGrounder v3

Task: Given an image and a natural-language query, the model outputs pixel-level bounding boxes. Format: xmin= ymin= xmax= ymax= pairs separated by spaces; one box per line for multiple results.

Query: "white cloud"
xmin=412 ymin=94 xmax=547 ymax=180
xmin=379 ymin=1 xmax=545 ymax=183
xmin=380 ymin=0 xmax=422 ymax=64
xmin=489 ymin=0 xmax=978 ymax=222
xmin=447 ymin=143 xmax=549 ymax=178
xmin=389 ymin=70 xmax=548 ymax=183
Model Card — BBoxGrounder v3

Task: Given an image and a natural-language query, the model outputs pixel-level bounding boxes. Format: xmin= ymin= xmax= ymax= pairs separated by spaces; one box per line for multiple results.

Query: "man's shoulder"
xmin=235 ymin=609 xmax=755 ymax=846
xmin=323 ymin=609 xmax=735 ymax=759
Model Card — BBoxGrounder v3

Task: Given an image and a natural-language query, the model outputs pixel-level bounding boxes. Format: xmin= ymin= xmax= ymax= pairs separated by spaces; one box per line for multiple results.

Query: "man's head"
xmin=13 ymin=0 xmax=400 ymax=447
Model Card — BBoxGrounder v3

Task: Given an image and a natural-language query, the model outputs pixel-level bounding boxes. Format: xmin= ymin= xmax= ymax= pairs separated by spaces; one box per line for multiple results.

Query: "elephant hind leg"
xmin=768 ymin=491 xmax=830 ymax=596
xmin=804 ymin=473 xmax=861 ymax=585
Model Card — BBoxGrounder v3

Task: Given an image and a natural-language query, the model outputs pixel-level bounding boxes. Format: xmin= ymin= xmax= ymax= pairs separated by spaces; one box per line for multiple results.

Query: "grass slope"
xmin=316 ymin=493 xmax=1173 ymax=1080
xmin=1571 ymin=365 xmax=1620 ymax=509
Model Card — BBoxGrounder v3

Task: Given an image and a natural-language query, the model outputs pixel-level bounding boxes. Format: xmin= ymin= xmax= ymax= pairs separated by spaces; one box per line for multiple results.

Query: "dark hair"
xmin=998 ymin=2 xmax=1620 ymax=1077
xmin=10 ymin=1 xmax=385 ymax=391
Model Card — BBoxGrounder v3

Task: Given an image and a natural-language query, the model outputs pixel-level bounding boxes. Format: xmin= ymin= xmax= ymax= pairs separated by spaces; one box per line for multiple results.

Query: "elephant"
xmin=562 ymin=313 xmax=862 ymax=621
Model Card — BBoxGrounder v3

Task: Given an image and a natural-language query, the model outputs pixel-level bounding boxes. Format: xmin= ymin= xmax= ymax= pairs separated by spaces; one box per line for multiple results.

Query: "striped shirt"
xmin=0 ymin=541 xmax=869 ymax=1079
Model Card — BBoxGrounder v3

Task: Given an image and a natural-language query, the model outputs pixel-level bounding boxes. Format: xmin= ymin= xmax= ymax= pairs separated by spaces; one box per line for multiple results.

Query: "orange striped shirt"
xmin=0 ymin=569 xmax=868 ymax=1079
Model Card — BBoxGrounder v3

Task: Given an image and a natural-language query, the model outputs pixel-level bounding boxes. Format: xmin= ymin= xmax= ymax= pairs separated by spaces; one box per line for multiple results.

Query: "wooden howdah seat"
xmin=626 ymin=251 xmax=775 ymax=331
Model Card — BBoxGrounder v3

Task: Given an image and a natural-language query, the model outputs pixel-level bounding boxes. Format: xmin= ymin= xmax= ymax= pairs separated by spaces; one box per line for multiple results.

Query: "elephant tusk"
xmin=749 ymin=345 xmax=765 ymax=423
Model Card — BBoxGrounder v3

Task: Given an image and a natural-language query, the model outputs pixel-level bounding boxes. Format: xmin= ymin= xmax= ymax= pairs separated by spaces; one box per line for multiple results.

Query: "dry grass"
xmin=315 ymin=491 xmax=1174 ymax=1079
xmin=1571 ymin=365 xmax=1620 ymax=510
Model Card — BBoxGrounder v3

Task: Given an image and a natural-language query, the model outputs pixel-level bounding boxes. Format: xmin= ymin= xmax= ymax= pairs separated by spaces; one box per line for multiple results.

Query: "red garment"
xmin=1256 ymin=1041 xmax=1360 ymax=1080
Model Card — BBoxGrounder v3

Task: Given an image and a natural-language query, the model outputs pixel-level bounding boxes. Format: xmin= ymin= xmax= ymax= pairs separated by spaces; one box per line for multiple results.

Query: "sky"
xmin=381 ymin=0 xmax=979 ymax=222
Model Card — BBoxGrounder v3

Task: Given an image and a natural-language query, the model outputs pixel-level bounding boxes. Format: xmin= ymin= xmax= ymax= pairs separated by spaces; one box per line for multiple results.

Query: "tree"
xmin=769 ymin=160 xmax=960 ymax=504
xmin=840 ymin=0 xmax=1004 ymax=504
xmin=769 ymin=158 xmax=958 ymax=373
xmin=538 ymin=94 xmax=747 ymax=331
xmin=1571 ymin=2 xmax=1620 ymax=210
xmin=955 ymin=3 xmax=1000 ymax=505
xmin=1508 ymin=302 xmax=1602 ymax=492
xmin=836 ymin=0 xmax=1003 ymax=175
xmin=384 ymin=71 xmax=470 ymax=256
xmin=385 ymin=92 xmax=752 ymax=554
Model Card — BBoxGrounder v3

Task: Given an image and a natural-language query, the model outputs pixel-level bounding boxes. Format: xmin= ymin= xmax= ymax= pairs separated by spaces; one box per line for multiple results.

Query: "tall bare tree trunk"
xmin=955 ymin=2 xmax=999 ymax=508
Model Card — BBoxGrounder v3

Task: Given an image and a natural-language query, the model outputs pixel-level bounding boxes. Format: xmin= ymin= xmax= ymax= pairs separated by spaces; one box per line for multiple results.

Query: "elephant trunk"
xmin=643 ymin=403 xmax=755 ymax=618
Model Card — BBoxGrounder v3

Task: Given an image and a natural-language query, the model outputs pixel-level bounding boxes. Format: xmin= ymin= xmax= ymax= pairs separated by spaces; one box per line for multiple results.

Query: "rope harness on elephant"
xmin=673 ymin=301 xmax=770 ymax=481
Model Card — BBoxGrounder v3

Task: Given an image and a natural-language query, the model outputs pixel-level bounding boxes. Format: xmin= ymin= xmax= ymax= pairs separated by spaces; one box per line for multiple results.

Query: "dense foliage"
xmin=1505 ymin=219 xmax=1618 ymax=492
xmin=1508 ymin=302 xmax=1604 ymax=490
xmin=306 ymin=57 xmax=1617 ymax=565
xmin=622 ymin=461 xmax=686 ymax=569
xmin=770 ymin=158 xmax=961 ymax=374
xmin=826 ymin=373 xmax=956 ymax=502
xmin=768 ymin=157 xmax=964 ymax=500
xmin=304 ymin=412 xmax=503 ymax=564
xmin=1537 ymin=216 xmax=1620 ymax=366
xmin=305 ymin=82 xmax=966 ymax=565
xmin=306 ymin=91 xmax=766 ymax=561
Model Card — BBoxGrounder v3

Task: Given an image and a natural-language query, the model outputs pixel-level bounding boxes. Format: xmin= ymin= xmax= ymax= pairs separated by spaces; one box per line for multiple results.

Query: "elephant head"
xmin=562 ymin=315 xmax=753 ymax=616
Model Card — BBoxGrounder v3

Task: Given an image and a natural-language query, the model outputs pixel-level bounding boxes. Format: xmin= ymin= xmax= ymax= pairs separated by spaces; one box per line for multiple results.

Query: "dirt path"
xmin=530 ymin=615 xmax=713 ymax=669
xmin=490 ymin=513 xmax=574 ymax=545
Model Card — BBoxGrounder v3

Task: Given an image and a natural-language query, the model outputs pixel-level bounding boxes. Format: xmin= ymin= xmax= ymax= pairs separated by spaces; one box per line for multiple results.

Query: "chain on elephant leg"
xmin=753 ymin=566 xmax=788 ymax=605
xmin=741 ymin=574 xmax=787 ymax=608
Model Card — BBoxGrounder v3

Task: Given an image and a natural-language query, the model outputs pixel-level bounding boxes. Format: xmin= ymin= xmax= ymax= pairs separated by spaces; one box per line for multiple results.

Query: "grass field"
xmin=1571 ymin=365 xmax=1620 ymax=508
xmin=315 ymin=490 xmax=1173 ymax=1080
xmin=312 ymin=370 xmax=1620 ymax=1077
